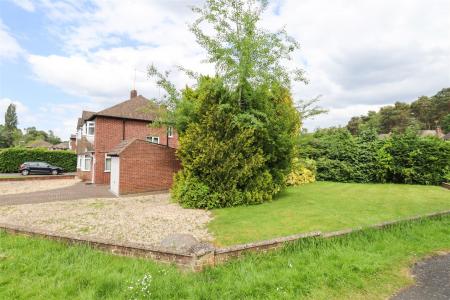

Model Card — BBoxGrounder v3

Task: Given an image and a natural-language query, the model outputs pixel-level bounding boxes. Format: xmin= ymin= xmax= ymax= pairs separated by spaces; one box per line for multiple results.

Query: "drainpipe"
xmin=122 ymin=120 xmax=125 ymax=140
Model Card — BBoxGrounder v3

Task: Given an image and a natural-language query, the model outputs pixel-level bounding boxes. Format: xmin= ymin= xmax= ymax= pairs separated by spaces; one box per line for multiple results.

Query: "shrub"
xmin=381 ymin=131 xmax=450 ymax=185
xmin=299 ymin=127 xmax=450 ymax=185
xmin=0 ymin=148 xmax=77 ymax=173
xmin=286 ymin=158 xmax=316 ymax=186
xmin=172 ymin=77 xmax=299 ymax=208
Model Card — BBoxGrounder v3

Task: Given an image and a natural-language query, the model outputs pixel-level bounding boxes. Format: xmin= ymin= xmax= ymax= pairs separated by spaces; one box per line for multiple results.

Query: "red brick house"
xmin=74 ymin=90 xmax=180 ymax=195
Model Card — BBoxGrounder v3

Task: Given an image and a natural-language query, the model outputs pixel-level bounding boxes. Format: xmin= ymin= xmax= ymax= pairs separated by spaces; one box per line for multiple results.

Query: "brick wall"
xmin=118 ymin=140 xmax=181 ymax=194
xmin=77 ymin=170 xmax=92 ymax=181
xmin=93 ymin=117 xmax=179 ymax=185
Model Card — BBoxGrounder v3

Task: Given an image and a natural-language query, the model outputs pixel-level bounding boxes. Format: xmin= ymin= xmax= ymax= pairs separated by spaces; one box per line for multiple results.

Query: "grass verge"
xmin=209 ymin=182 xmax=450 ymax=245
xmin=1 ymin=216 xmax=449 ymax=299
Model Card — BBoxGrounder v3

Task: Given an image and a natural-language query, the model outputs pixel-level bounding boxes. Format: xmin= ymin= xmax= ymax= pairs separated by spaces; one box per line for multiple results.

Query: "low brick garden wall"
xmin=1 ymin=210 xmax=449 ymax=271
xmin=0 ymin=174 xmax=76 ymax=182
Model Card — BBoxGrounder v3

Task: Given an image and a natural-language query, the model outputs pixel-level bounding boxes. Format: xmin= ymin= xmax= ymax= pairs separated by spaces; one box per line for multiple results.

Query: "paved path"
xmin=0 ymin=182 xmax=115 ymax=205
xmin=391 ymin=254 xmax=450 ymax=300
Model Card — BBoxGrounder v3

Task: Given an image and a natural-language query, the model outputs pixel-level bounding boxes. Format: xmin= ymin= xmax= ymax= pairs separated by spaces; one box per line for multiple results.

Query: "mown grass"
xmin=209 ymin=182 xmax=450 ymax=245
xmin=1 ymin=216 xmax=449 ymax=299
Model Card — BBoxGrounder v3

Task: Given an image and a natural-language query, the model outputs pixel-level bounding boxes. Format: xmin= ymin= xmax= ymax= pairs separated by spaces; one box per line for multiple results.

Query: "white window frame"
xmin=168 ymin=126 xmax=174 ymax=138
xmin=86 ymin=121 xmax=95 ymax=136
xmin=146 ymin=136 xmax=160 ymax=144
xmin=77 ymin=155 xmax=81 ymax=169
xmin=104 ymin=154 xmax=111 ymax=172
xmin=81 ymin=155 xmax=92 ymax=171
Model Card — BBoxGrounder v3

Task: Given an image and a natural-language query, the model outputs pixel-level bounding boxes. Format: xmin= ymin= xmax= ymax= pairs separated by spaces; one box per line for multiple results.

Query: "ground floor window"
xmin=80 ymin=155 xmax=92 ymax=171
xmin=146 ymin=136 xmax=160 ymax=144
xmin=104 ymin=154 xmax=111 ymax=172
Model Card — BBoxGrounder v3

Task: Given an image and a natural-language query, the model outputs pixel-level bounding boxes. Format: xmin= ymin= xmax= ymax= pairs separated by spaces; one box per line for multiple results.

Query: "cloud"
xmin=10 ymin=0 xmax=35 ymax=12
xmin=0 ymin=19 xmax=24 ymax=60
xmin=27 ymin=44 xmax=212 ymax=105
xmin=303 ymin=104 xmax=385 ymax=131
xmin=24 ymin=0 xmax=450 ymax=133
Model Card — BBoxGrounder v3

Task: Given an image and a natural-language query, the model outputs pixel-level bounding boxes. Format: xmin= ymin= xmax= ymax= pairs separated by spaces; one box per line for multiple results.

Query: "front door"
xmin=110 ymin=157 xmax=120 ymax=195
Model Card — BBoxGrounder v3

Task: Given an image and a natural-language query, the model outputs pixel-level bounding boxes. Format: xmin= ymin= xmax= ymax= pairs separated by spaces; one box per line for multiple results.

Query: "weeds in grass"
xmin=127 ymin=273 xmax=153 ymax=300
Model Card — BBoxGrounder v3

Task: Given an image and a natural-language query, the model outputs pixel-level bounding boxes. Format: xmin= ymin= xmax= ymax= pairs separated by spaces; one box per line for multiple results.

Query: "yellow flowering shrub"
xmin=286 ymin=158 xmax=316 ymax=186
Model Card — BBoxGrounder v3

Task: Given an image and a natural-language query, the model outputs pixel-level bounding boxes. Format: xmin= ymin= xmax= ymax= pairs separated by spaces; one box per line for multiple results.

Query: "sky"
xmin=0 ymin=0 xmax=449 ymax=140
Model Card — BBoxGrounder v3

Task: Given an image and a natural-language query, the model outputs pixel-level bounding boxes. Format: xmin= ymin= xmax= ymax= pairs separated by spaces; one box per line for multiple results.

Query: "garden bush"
xmin=286 ymin=158 xmax=316 ymax=186
xmin=172 ymin=77 xmax=299 ymax=208
xmin=299 ymin=127 xmax=450 ymax=185
xmin=0 ymin=148 xmax=77 ymax=173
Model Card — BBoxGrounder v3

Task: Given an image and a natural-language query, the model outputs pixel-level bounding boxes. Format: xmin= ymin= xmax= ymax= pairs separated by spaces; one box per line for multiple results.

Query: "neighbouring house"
xmin=378 ymin=128 xmax=446 ymax=140
xmin=444 ymin=133 xmax=450 ymax=141
xmin=50 ymin=142 xmax=70 ymax=150
xmin=418 ymin=127 xmax=445 ymax=139
xmin=26 ymin=140 xmax=53 ymax=149
xmin=74 ymin=90 xmax=180 ymax=195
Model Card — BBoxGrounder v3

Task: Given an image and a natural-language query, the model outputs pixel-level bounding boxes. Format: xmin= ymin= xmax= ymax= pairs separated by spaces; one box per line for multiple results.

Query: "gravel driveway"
xmin=0 ymin=178 xmax=80 ymax=196
xmin=0 ymin=193 xmax=212 ymax=247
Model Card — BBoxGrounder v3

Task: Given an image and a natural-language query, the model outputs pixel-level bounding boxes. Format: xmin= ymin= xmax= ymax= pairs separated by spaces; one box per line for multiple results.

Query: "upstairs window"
xmin=146 ymin=136 xmax=160 ymax=144
xmin=168 ymin=126 xmax=174 ymax=138
xmin=86 ymin=121 xmax=95 ymax=136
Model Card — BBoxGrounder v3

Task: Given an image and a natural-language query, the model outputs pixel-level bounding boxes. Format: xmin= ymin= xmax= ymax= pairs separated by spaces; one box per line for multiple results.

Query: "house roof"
xmin=108 ymin=138 xmax=171 ymax=156
xmin=70 ymin=134 xmax=76 ymax=139
xmin=26 ymin=140 xmax=52 ymax=148
xmin=52 ymin=142 xmax=70 ymax=149
xmin=108 ymin=139 xmax=135 ymax=156
xmin=76 ymin=136 xmax=94 ymax=154
xmin=77 ymin=111 xmax=95 ymax=129
xmin=419 ymin=130 xmax=438 ymax=137
xmin=87 ymin=95 xmax=157 ymax=122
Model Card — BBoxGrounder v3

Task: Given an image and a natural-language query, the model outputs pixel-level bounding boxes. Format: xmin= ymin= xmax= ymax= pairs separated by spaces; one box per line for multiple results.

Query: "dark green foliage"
xmin=172 ymin=77 xmax=299 ymax=208
xmin=0 ymin=148 xmax=77 ymax=173
xmin=300 ymin=127 xmax=450 ymax=185
xmin=382 ymin=130 xmax=450 ymax=185
xmin=0 ymin=104 xmax=19 ymax=148
xmin=442 ymin=113 xmax=450 ymax=133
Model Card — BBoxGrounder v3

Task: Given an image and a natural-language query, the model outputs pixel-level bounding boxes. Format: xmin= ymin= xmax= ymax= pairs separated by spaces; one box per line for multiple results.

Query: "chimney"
xmin=130 ymin=89 xmax=138 ymax=98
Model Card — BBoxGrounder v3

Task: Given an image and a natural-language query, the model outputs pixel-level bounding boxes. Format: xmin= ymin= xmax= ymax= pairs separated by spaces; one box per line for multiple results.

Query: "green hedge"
xmin=0 ymin=148 xmax=77 ymax=173
xmin=299 ymin=128 xmax=450 ymax=185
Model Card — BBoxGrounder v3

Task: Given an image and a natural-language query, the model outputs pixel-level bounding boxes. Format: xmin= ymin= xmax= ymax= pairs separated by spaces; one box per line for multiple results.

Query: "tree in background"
xmin=410 ymin=96 xmax=434 ymax=129
xmin=442 ymin=114 xmax=450 ymax=133
xmin=0 ymin=104 xmax=20 ymax=148
xmin=150 ymin=0 xmax=303 ymax=208
xmin=5 ymin=104 xmax=18 ymax=129
xmin=379 ymin=102 xmax=418 ymax=133
xmin=47 ymin=130 xmax=62 ymax=145
xmin=346 ymin=88 xmax=450 ymax=135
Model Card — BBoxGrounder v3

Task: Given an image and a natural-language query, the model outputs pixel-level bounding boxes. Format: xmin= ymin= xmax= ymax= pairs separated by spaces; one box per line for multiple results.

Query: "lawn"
xmin=1 ymin=216 xmax=449 ymax=299
xmin=209 ymin=182 xmax=450 ymax=245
